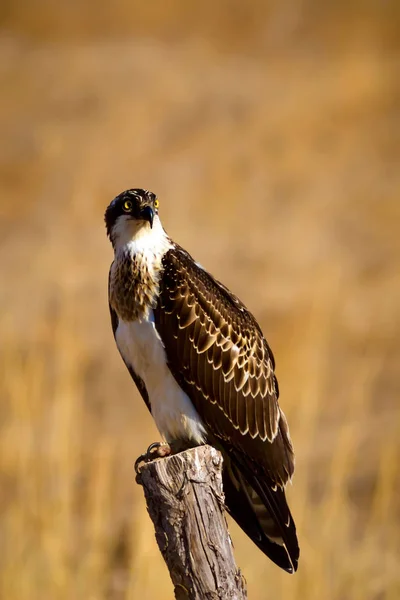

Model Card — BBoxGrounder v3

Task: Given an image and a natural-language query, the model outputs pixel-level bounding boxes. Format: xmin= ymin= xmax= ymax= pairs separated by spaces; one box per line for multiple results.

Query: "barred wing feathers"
xmin=154 ymin=246 xmax=299 ymax=572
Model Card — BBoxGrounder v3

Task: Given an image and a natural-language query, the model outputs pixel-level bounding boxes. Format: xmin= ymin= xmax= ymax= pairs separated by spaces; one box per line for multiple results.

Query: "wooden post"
xmin=137 ymin=444 xmax=248 ymax=600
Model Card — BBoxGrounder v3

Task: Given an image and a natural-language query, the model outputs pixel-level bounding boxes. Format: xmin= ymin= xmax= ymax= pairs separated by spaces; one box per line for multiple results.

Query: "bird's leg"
xmin=134 ymin=441 xmax=172 ymax=476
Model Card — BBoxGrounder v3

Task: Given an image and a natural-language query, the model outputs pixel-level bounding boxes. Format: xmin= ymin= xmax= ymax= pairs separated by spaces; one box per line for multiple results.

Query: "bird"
xmin=105 ymin=188 xmax=299 ymax=573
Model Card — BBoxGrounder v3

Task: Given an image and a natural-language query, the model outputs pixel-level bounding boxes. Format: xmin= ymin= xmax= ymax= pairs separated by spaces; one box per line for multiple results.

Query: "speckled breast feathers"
xmin=109 ymin=249 xmax=162 ymax=322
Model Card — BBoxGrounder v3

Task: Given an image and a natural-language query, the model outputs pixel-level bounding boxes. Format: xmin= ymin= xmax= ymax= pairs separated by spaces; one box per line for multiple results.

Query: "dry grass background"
xmin=0 ymin=2 xmax=399 ymax=599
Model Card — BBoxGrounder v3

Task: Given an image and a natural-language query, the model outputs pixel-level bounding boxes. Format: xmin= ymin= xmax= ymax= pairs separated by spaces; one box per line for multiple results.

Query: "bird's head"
xmin=105 ymin=189 xmax=160 ymax=249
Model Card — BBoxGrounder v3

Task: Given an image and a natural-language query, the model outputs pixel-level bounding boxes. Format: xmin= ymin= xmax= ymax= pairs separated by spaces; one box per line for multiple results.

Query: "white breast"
xmin=115 ymin=311 xmax=207 ymax=445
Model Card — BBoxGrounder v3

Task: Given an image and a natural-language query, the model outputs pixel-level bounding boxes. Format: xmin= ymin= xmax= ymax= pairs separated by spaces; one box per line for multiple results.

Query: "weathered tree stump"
xmin=137 ymin=444 xmax=248 ymax=600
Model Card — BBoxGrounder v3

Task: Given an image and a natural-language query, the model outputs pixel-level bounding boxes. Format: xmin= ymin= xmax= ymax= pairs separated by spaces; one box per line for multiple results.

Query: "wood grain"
xmin=138 ymin=445 xmax=247 ymax=599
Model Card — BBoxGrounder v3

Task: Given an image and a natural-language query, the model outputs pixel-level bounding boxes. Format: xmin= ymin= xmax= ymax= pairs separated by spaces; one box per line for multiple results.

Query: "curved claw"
xmin=134 ymin=452 xmax=148 ymax=475
xmin=147 ymin=442 xmax=165 ymax=455
xmin=134 ymin=442 xmax=172 ymax=476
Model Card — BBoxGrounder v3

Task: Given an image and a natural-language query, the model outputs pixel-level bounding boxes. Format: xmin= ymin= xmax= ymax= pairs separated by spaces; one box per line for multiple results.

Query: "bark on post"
xmin=137 ymin=444 xmax=248 ymax=600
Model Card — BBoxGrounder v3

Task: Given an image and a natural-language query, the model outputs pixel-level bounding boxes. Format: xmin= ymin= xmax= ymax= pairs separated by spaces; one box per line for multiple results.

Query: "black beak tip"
xmin=141 ymin=205 xmax=154 ymax=228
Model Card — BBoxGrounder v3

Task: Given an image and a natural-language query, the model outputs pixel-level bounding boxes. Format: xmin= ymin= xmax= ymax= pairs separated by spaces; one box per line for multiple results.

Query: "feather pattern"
xmin=106 ymin=190 xmax=299 ymax=573
xmin=154 ymin=246 xmax=285 ymax=448
xmin=153 ymin=245 xmax=299 ymax=572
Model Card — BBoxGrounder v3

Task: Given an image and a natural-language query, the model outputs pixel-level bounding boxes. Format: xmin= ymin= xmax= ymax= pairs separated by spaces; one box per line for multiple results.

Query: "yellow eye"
xmin=154 ymin=199 xmax=159 ymax=209
xmin=123 ymin=200 xmax=132 ymax=211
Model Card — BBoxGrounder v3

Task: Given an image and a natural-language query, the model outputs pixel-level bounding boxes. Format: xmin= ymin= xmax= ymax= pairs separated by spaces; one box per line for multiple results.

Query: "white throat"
xmin=112 ymin=214 xmax=172 ymax=260
xmin=111 ymin=213 xmax=206 ymax=444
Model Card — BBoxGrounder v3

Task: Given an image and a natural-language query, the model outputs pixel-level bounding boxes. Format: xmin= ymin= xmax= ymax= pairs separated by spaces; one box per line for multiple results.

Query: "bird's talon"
xmin=134 ymin=453 xmax=147 ymax=475
xmin=134 ymin=442 xmax=171 ymax=475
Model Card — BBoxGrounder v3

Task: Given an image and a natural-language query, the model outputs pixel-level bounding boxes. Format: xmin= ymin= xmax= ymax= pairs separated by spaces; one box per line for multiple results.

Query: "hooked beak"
xmin=140 ymin=205 xmax=154 ymax=228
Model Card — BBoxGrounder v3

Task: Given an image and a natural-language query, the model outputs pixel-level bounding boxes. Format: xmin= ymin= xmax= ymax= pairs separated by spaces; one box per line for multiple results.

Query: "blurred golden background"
xmin=1 ymin=2 xmax=399 ymax=599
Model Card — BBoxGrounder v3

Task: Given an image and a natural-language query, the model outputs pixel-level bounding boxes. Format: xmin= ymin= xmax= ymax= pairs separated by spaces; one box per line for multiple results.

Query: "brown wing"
xmin=154 ymin=245 xmax=294 ymax=485
xmin=154 ymin=246 xmax=299 ymax=572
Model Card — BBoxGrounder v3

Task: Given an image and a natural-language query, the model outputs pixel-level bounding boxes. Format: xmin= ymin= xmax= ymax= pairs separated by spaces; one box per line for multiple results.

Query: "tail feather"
xmin=222 ymin=452 xmax=299 ymax=573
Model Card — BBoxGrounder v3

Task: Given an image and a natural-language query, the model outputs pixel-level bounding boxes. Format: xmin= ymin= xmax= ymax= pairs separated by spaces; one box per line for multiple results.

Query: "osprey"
xmin=105 ymin=188 xmax=299 ymax=573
